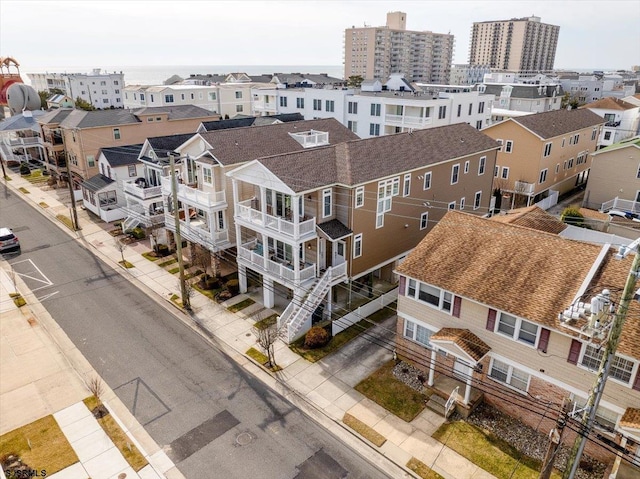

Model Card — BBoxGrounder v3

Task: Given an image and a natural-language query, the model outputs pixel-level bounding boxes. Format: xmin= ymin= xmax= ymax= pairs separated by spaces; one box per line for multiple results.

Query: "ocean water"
xmin=22 ymin=65 xmax=345 ymax=86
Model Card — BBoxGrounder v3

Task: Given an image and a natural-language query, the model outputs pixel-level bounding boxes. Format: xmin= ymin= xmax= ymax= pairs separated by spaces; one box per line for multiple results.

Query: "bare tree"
xmin=192 ymin=245 xmax=212 ymax=278
xmin=252 ymin=311 xmax=281 ymax=368
xmin=88 ymin=376 xmax=104 ymax=407
xmin=149 ymin=226 xmax=161 ymax=254
xmin=114 ymin=237 xmax=127 ymax=264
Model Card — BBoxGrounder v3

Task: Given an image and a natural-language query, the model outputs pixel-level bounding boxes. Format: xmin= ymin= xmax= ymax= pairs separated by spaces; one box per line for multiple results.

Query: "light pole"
xmin=169 ymin=153 xmax=190 ymax=311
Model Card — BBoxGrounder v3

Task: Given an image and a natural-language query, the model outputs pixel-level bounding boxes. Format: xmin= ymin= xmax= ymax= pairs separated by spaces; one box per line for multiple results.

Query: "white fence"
xmin=332 ymin=288 xmax=398 ymax=336
xmin=535 ymin=189 xmax=559 ymax=211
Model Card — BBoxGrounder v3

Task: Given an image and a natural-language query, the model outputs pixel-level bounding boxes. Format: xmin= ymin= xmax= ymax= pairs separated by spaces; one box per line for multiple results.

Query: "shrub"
xmin=561 ymin=206 xmax=585 ymax=228
xmin=19 ymin=163 xmax=30 ymax=176
xmin=157 ymin=244 xmax=169 ymax=256
xmin=226 ymin=279 xmax=239 ymax=295
xmin=304 ymin=326 xmax=330 ymax=349
xmin=130 ymin=227 xmax=145 ymax=239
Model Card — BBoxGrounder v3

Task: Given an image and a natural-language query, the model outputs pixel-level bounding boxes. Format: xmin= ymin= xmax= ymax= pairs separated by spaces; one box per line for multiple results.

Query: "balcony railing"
xmin=253 ymin=101 xmax=278 ymax=112
xmin=165 ymin=214 xmax=229 ymax=250
xmin=161 ymin=176 xmax=225 ymax=209
xmin=236 ymin=199 xmax=316 ymax=239
xmin=384 ymin=114 xmax=432 ymax=128
xmin=514 ymin=180 xmax=535 ymax=195
xmin=238 ymin=242 xmax=316 ymax=284
xmin=122 ymin=204 xmax=164 ymax=227
xmin=7 ymin=137 xmax=43 ymax=147
xmin=123 ymin=180 xmax=162 ymax=200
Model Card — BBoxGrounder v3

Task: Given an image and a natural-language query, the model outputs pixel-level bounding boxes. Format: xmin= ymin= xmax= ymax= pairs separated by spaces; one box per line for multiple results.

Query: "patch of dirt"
xmin=91 ymin=404 xmax=110 ymax=419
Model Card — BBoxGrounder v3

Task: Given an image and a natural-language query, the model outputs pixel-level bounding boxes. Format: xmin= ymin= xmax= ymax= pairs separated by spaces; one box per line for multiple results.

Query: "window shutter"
xmin=453 ymin=296 xmax=462 ymax=318
xmin=399 ymin=276 xmax=405 ymax=296
xmin=537 ymin=328 xmax=550 ymax=353
xmin=567 ymin=339 xmax=582 ymax=365
xmin=633 ymin=370 xmax=640 ymax=391
xmin=486 ymin=308 xmax=496 ymax=331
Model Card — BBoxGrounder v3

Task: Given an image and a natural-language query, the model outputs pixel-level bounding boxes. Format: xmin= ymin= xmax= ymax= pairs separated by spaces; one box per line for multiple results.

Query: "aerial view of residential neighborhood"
xmin=1 ymin=1 xmax=640 ymax=478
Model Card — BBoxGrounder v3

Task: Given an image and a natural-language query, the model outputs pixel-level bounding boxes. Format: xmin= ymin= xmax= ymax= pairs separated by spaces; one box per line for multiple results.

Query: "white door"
xmin=319 ymin=239 xmax=326 ymax=270
xmin=453 ymin=359 xmax=470 ymax=381
xmin=333 ymin=240 xmax=345 ymax=266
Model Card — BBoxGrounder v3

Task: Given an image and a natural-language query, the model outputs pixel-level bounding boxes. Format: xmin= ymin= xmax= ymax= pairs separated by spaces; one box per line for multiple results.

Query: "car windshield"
xmin=0 ymin=234 xmax=15 ymax=241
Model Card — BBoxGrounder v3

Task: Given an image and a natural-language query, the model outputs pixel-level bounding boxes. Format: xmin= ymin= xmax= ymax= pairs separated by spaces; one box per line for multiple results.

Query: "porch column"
xmin=238 ymin=264 xmax=248 ymax=294
xmin=260 ymin=185 xmax=267 ymax=225
xmin=263 ymin=277 xmax=275 ymax=309
xmin=231 ymin=178 xmax=239 ymax=210
xmin=464 ymin=373 xmax=472 ymax=406
xmin=261 ymin=233 xmax=269 ymax=269
xmin=293 ymin=241 xmax=300 ymax=281
xmin=292 ymin=194 xmax=300 ymax=233
xmin=526 ymin=195 xmax=532 ymax=207
xmin=428 ymin=349 xmax=436 ymax=387
xmin=326 ymin=287 xmax=332 ymax=319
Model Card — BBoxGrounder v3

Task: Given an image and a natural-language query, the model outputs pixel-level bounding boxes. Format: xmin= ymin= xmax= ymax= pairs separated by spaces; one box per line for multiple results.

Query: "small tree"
xmin=561 ymin=206 xmax=586 ymax=228
xmin=114 ymin=237 xmax=127 ymax=264
xmin=347 ymin=75 xmax=364 ymax=88
xmin=75 ymin=96 xmax=96 ymax=111
xmin=193 ymin=245 xmax=212 ymax=278
xmin=88 ymin=376 xmax=104 ymax=407
xmin=252 ymin=311 xmax=281 ymax=368
xmin=149 ymin=226 xmax=161 ymax=254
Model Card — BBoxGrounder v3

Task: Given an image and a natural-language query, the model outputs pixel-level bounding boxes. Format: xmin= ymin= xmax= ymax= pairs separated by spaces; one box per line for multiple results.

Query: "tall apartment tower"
xmin=344 ymin=11 xmax=454 ymax=83
xmin=469 ymin=16 xmax=559 ymax=72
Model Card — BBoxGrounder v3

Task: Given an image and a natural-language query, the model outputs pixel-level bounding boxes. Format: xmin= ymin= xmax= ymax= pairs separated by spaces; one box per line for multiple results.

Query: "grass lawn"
xmin=119 ymin=260 xmax=135 ymax=269
xmin=0 ymin=415 xmax=79 ymax=475
xmin=18 ymin=186 xmax=30 ymax=194
xmin=227 ymin=298 xmax=255 ymax=312
xmin=354 ymin=360 xmax=426 ymax=422
xmin=169 ymin=293 xmax=183 ymax=308
xmin=192 ymin=283 xmax=222 ymax=300
xmin=246 ymin=347 xmax=269 ymax=365
xmin=141 ymin=251 xmax=160 ymax=261
xmin=13 ymin=295 xmax=26 ymax=307
xmin=290 ymin=304 xmax=396 ymax=363
xmin=254 ymin=313 xmax=278 ymax=330
xmin=157 ymin=258 xmax=178 ymax=268
xmin=56 ymin=214 xmax=74 ymax=230
xmin=83 ymin=397 xmax=148 ymax=471
xmin=39 ymin=201 xmax=49 ymax=208
xmin=432 ymin=421 xmax=561 ymax=479
xmin=343 ymin=413 xmax=386 ymax=447
xmin=406 ymin=458 xmax=445 ymax=479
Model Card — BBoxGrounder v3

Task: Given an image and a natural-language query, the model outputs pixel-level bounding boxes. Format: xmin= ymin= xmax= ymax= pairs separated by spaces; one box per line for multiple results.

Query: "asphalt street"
xmin=1 ymin=184 xmax=391 ymax=479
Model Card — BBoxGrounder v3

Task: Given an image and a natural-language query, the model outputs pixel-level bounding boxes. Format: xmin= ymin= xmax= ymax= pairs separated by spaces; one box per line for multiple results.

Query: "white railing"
xmin=285 ymin=268 xmax=334 ymax=342
xmin=253 ymin=101 xmax=277 ymax=112
xmin=235 ymin=200 xmax=316 ymax=239
xmin=331 ymin=288 xmax=398 ymax=336
xmin=8 ymin=137 xmax=43 ymax=147
xmin=384 ymin=114 xmax=432 ymax=128
xmin=289 ymin=131 xmax=329 ymax=148
xmin=238 ymin=244 xmax=316 ymax=285
xmin=122 ymin=205 xmax=164 ymax=227
xmin=514 ymin=180 xmax=535 ymax=195
xmin=535 ymin=189 xmax=559 ymax=211
xmin=331 ymin=261 xmax=347 ymax=282
xmin=123 ymin=180 xmax=163 ymax=200
xmin=600 ymin=197 xmax=640 ymax=214
xmin=164 ymin=214 xmax=229 ymax=250
xmin=161 ymin=176 xmax=225 ymax=209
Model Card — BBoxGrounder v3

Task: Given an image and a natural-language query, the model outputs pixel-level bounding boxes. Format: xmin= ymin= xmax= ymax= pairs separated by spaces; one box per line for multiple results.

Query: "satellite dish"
xmin=7 ymin=83 xmax=41 ymax=114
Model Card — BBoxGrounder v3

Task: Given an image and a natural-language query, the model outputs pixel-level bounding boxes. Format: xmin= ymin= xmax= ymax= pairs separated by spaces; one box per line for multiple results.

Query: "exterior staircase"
xmin=121 ymin=216 xmax=139 ymax=233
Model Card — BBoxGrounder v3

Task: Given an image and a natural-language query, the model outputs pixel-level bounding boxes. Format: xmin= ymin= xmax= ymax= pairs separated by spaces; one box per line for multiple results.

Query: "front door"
xmin=453 ymin=358 xmax=470 ymax=381
xmin=319 ymin=239 xmax=326 ymax=271
xmin=333 ymin=240 xmax=345 ymax=266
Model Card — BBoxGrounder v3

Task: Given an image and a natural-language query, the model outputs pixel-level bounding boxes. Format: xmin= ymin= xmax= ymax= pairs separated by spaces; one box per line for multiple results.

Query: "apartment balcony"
xmin=7 ymin=137 xmax=44 ymax=147
xmin=253 ymin=101 xmax=278 ymax=113
xmin=165 ymin=213 xmax=230 ymax=251
xmin=235 ymin=199 xmax=316 ymax=241
xmin=514 ymin=180 xmax=535 ymax=195
xmin=161 ymin=176 xmax=226 ymax=210
xmin=122 ymin=203 xmax=164 ymax=228
xmin=385 ymin=114 xmax=433 ymax=128
xmin=123 ymin=179 xmax=162 ymax=200
xmin=239 ymin=240 xmax=317 ymax=286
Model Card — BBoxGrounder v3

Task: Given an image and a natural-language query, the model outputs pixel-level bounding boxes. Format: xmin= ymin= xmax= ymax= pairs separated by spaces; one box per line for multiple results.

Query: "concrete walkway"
xmin=1 ymin=172 xmax=498 ymax=479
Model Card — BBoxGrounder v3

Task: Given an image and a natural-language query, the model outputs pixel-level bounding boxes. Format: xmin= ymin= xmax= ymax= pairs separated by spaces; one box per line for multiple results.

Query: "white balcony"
xmin=7 ymin=137 xmax=44 ymax=147
xmin=514 ymin=181 xmax=535 ymax=195
xmin=384 ymin=114 xmax=433 ymax=128
xmin=161 ymin=176 xmax=225 ymax=209
xmin=122 ymin=204 xmax=164 ymax=227
xmin=236 ymin=199 xmax=316 ymax=240
xmin=123 ymin=180 xmax=162 ymax=200
xmin=253 ymin=101 xmax=278 ymax=113
xmin=165 ymin=214 xmax=230 ymax=251
xmin=238 ymin=242 xmax=317 ymax=285
xmin=289 ymin=130 xmax=329 ymax=148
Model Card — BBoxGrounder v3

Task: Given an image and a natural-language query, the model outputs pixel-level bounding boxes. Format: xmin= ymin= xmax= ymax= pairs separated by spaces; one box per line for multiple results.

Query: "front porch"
xmin=426 ymin=371 xmax=484 ymax=418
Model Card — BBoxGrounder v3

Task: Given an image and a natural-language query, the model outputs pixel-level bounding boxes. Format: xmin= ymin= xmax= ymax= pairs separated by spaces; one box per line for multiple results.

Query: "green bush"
xmin=226 ymin=279 xmax=239 ymax=295
xmin=157 ymin=244 xmax=169 ymax=256
xmin=19 ymin=163 xmax=31 ymax=176
xmin=561 ymin=206 xmax=585 ymax=227
xmin=130 ymin=227 xmax=145 ymax=239
xmin=304 ymin=326 xmax=330 ymax=349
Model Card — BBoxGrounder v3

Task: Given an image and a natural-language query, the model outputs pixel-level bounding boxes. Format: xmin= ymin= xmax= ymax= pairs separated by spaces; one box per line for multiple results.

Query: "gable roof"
xmin=584 ymin=97 xmax=637 ymax=111
xmin=396 ymin=211 xmax=639 ymax=358
xmin=59 ymin=105 xmax=215 ymax=129
xmin=490 ymin=206 xmax=567 ymax=234
xmin=0 ymin=110 xmax=47 ymax=132
xmin=255 ymin=123 xmax=500 ymax=191
xmin=146 ymin=133 xmax=195 ymax=157
xmin=81 ymin=174 xmax=114 ymax=192
xmin=198 ymin=118 xmax=358 ymax=166
xmin=199 ymin=113 xmax=304 ymax=132
xmin=592 ymin=135 xmax=640 ymax=154
xmin=99 ymin=144 xmax=143 ymax=167
xmin=430 ymin=328 xmax=490 ymax=362
xmin=509 ymin=108 xmax=604 ymax=139
xmin=317 ymin=219 xmax=353 ymax=240
xmin=37 ymin=108 xmax=73 ymax=125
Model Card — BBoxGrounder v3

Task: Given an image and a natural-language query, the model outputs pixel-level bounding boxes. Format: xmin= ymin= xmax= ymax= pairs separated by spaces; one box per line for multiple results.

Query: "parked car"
xmin=0 ymin=227 xmax=20 ymax=253
xmin=607 ymin=210 xmax=640 ymax=223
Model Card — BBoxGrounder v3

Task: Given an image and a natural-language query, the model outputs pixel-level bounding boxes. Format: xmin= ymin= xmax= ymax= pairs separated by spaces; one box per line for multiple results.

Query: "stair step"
xmin=425 ymin=394 xmax=452 ymax=417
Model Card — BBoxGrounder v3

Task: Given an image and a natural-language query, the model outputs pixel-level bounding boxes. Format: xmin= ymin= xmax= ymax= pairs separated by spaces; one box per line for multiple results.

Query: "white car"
xmin=607 ymin=210 xmax=640 ymax=222
xmin=0 ymin=227 xmax=20 ymax=253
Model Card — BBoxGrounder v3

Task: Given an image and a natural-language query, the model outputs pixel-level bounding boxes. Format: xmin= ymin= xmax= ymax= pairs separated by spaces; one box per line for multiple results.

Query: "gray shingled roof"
xmin=256 ymin=123 xmax=500 ymax=192
xmin=317 ymin=219 xmax=353 ymax=240
xmin=81 ymin=174 xmax=114 ymax=192
xmin=133 ymin=105 xmax=214 ymax=120
xmin=200 ymin=113 xmax=304 ymax=132
xmin=100 ymin=144 xmax=143 ymax=167
xmin=146 ymin=134 xmax=194 ymax=155
xmin=199 ymin=118 xmax=358 ymax=166
xmin=479 ymin=84 xmax=563 ymax=99
xmin=0 ymin=110 xmax=47 ymax=132
xmin=60 ymin=105 xmax=215 ymax=129
xmin=512 ymin=108 xmax=604 ymax=139
xmin=37 ymin=108 xmax=73 ymax=125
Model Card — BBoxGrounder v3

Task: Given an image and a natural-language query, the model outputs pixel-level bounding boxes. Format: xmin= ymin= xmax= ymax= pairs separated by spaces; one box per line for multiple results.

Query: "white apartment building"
xmin=583 ymin=97 xmax=640 ymax=148
xmin=252 ymin=86 xmax=494 ymax=138
xmin=344 ymin=11 xmax=454 ymax=83
xmin=477 ymin=83 xmax=563 ymax=123
xmin=28 ymin=69 xmax=124 ymax=109
xmin=123 ymin=84 xmax=260 ymax=118
xmin=449 ymin=64 xmax=492 ymax=85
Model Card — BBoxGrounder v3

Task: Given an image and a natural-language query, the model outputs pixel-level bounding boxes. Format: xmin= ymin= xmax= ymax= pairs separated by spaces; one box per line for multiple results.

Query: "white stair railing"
xmin=284 ymin=267 xmax=334 ymax=342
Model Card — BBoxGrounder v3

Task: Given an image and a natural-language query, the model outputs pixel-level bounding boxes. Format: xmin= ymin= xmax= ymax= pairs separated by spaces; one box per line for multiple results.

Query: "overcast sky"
xmin=1 ymin=0 xmax=639 ymax=71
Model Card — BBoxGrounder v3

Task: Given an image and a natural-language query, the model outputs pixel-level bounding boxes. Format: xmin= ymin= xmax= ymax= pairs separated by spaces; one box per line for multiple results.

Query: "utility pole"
xmin=539 ymin=399 xmax=570 ymax=479
xmin=169 ymin=153 xmax=190 ymax=310
xmin=562 ymin=243 xmax=640 ymax=479
xmin=65 ymin=154 xmax=80 ymax=231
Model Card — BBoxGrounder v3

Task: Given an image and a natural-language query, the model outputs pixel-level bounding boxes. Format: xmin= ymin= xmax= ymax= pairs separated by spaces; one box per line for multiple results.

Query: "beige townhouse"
xmin=227 ymin=123 xmax=500 ymax=342
xmin=395 ymin=210 xmax=640 ymax=468
xmin=482 ymin=108 xmax=604 ymax=210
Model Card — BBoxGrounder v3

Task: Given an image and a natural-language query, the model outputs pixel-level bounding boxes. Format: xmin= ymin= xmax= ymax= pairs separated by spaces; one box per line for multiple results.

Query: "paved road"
xmin=1 ymin=185 xmax=390 ymax=479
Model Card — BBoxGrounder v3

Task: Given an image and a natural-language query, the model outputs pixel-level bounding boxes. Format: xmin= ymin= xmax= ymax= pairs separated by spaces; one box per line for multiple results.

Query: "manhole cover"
xmin=235 ymin=431 xmax=253 ymax=446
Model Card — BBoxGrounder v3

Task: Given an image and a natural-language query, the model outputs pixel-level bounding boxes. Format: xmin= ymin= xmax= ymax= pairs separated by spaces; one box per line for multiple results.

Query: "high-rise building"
xmin=469 ymin=16 xmax=559 ymax=72
xmin=344 ymin=12 xmax=454 ymax=83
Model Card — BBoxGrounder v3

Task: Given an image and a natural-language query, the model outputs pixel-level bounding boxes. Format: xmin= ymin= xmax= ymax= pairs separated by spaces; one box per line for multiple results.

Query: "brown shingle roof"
xmin=256 ymin=123 xmax=500 ymax=191
xmin=510 ymin=109 xmax=604 ymax=139
xmin=490 ymin=206 xmax=567 ymax=234
xmin=431 ymin=328 xmax=490 ymax=362
xmin=583 ymin=97 xmax=637 ymax=111
xmin=620 ymin=408 xmax=640 ymax=429
xmin=396 ymin=211 xmax=640 ymax=359
xmin=199 ymin=118 xmax=357 ymax=166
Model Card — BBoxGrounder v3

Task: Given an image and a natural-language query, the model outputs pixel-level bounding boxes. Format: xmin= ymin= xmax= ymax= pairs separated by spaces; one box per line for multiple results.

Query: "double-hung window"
xmin=451 ymin=164 xmax=460 ymax=184
xmin=370 ymin=103 xmax=381 ymax=116
xmin=202 ymin=167 xmax=212 ymax=185
xmin=473 ymin=191 xmax=482 ymax=210
xmin=348 ymin=101 xmax=358 ymax=114
xmin=543 ymin=142 xmax=552 ymax=157
xmin=403 ymin=319 xmax=433 ymax=348
xmin=313 ymin=99 xmax=321 ymax=111
xmin=496 ymin=312 xmax=539 ymax=346
xmin=406 ymin=279 xmax=452 ymax=313
xmin=354 ymin=186 xmax=364 ymax=208
xmin=489 ymin=359 xmax=530 ymax=392
xmin=505 ymin=140 xmax=513 ymax=153
xmin=478 ymin=156 xmax=486 ymax=175
xmin=296 ymin=97 xmax=304 ymax=109
xmin=581 ymin=345 xmax=634 ymax=384
xmin=403 ymin=174 xmax=411 ymax=197
xmin=423 ymin=171 xmax=432 ymax=190
xmin=322 ymin=189 xmax=332 ymax=218
xmin=420 ymin=212 xmax=429 ymax=230
xmin=353 ymin=234 xmax=362 ymax=258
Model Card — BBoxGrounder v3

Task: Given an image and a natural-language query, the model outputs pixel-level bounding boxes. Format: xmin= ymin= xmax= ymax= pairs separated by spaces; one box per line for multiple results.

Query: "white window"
xmin=473 ymin=191 xmax=482 ymax=210
xmin=235 ymin=91 xmax=243 ymax=99
xmin=353 ymin=234 xmax=362 ymax=258
xmin=406 ymin=279 xmax=452 ymax=313
xmin=543 ymin=142 xmax=552 ymax=157
xmin=555 ymin=164 xmax=560 ymax=174
xmin=539 ymin=168 xmax=548 ymax=184
xmin=355 ymin=186 xmax=364 ymax=208
xmin=279 ymin=96 xmax=287 ymax=107
xmin=369 ymin=123 xmax=380 ymax=136
xmin=637 ymin=164 xmax=640 ymax=179
xmin=420 ymin=212 xmax=429 ymax=230
xmin=496 ymin=139 xmax=503 ymax=152
xmin=217 ymin=211 xmax=226 ymax=231
xmin=501 ymin=167 xmax=509 ymax=179
xmin=392 ymin=177 xmax=399 ymax=196
xmin=505 ymin=140 xmax=513 ymax=153
xmin=209 ymin=92 xmax=217 ymax=101
xmin=591 ymin=128 xmax=597 ymax=141
xmin=448 ymin=201 xmax=456 ymax=210
xmin=296 ymin=97 xmax=304 ymax=109
xmin=348 ymin=101 xmax=358 ymax=114
xmin=87 ymin=155 xmax=95 ymax=168
xmin=568 ymin=158 xmax=574 ymax=169
xmin=464 ymin=161 xmax=470 ymax=174
xmin=370 ymin=103 xmax=381 ymax=116
xmin=113 ymin=128 xmax=121 ymax=140
xmin=451 ymin=164 xmax=460 ymax=184
xmin=571 ymin=396 xmax=619 ymax=431
xmin=494 ymin=165 xmax=499 ymax=177
xmin=403 ymin=319 xmax=434 ymax=348
xmin=423 ymin=171 xmax=432 ymax=190
xmin=128 ymin=165 xmax=136 ymax=177
xmin=403 ymin=174 xmax=411 ymax=197
xmin=347 ymin=120 xmax=357 ymax=132
xmin=581 ymin=345 xmax=635 ymax=384
xmin=202 ymin=167 xmax=212 ymax=185
xmin=236 ymin=105 xmax=244 ymax=113
xmin=322 ymin=188 xmax=332 ymax=218
xmin=496 ymin=312 xmax=539 ymax=346
xmin=438 ymin=105 xmax=447 ymax=119
xmin=489 ymin=359 xmax=530 ymax=393
xmin=325 ymin=100 xmax=335 ymax=112
xmin=460 ymin=197 xmax=465 ymax=210
xmin=165 ymin=94 xmax=174 ymax=103
xmin=312 ymin=99 xmax=321 ymax=111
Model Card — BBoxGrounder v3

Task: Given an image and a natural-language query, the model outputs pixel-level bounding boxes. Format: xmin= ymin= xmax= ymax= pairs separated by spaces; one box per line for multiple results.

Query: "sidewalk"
xmin=2 ymin=173 xmax=497 ymax=479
